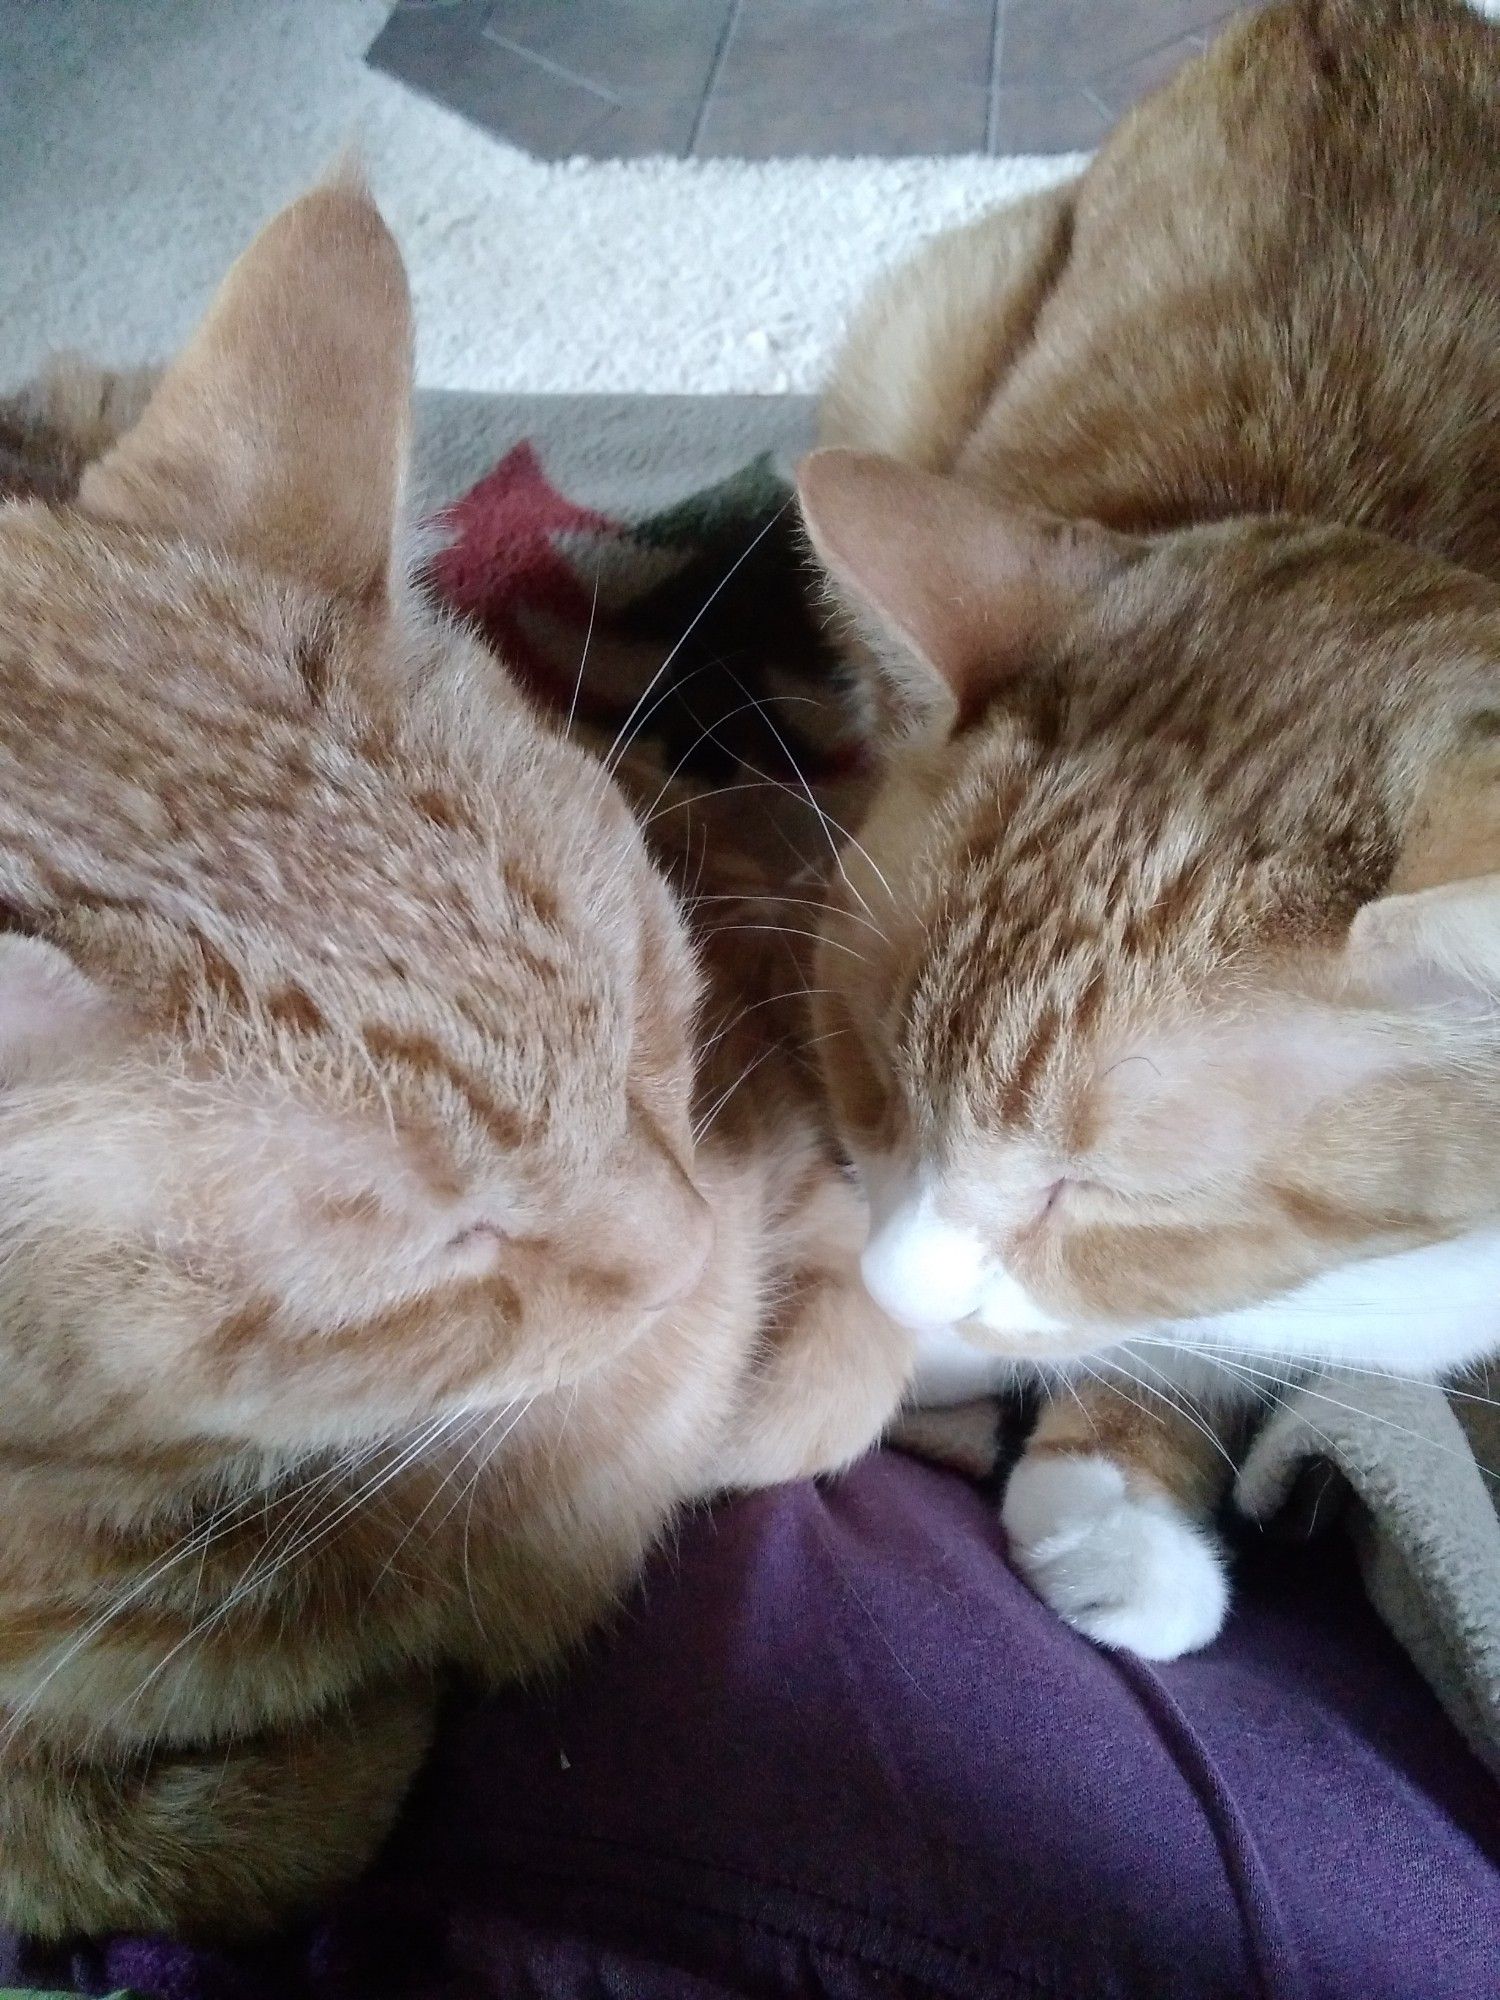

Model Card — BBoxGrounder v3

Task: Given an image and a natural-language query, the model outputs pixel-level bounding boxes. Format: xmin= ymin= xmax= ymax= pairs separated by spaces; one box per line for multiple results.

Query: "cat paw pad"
xmin=1001 ymin=1453 xmax=1229 ymax=1661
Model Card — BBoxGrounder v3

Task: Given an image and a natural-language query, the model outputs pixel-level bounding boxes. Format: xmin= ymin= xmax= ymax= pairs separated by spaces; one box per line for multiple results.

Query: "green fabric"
xmin=626 ymin=450 xmax=788 ymax=550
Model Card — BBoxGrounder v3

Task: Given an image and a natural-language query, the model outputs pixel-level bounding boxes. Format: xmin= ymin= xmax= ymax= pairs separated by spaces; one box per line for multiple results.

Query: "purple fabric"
xmin=7 ymin=1453 xmax=1497 ymax=2000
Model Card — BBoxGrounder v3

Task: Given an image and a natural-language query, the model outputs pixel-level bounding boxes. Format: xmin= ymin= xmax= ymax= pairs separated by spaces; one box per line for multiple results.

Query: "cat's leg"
xmin=819 ymin=180 xmax=1078 ymax=473
xmin=888 ymin=1399 xmax=1004 ymax=1481
xmin=713 ymin=1176 xmax=914 ymax=1491
xmin=0 ymin=1677 xmax=434 ymax=1941
xmin=1001 ymin=1381 xmax=1246 ymax=1661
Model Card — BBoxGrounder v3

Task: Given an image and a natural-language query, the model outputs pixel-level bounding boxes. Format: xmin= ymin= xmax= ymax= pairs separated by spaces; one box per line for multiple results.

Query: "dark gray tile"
xmin=695 ymin=0 xmax=996 ymax=159
xmin=1091 ymin=32 xmax=1209 ymax=114
xmin=989 ymin=0 xmax=1252 ymax=150
xmin=999 ymin=0 xmax=1245 ymax=88
xmin=989 ymin=81 xmax=1113 ymax=153
xmin=366 ymin=0 xmax=1254 ymax=164
xmin=369 ymin=0 xmax=734 ymax=159
xmin=568 ymin=95 xmax=712 ymax=159
xmin=482 ymin=1 xmax=735 ymax=106
xmin=369 ymin=6 xmax=606 ymax=154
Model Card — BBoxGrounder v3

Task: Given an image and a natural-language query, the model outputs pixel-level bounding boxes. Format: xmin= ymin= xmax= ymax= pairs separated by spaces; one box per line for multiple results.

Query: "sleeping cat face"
xmin=799 ymin=449 xmax=1500 ymax=1384
xmin=0 ymin=182 xmax=709 ymax=1456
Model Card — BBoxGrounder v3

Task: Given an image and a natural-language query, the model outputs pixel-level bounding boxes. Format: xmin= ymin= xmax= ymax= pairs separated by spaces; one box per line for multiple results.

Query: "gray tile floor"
xmin=368 ymin=0 xmax=1253 ymax=161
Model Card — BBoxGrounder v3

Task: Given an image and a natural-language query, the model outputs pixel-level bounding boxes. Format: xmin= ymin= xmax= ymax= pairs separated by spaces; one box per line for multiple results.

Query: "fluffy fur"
xmin=801 ymin=0 xmax=1500 ymax=1658
xmin=0 ymin=181 xmax=910 ymax=1938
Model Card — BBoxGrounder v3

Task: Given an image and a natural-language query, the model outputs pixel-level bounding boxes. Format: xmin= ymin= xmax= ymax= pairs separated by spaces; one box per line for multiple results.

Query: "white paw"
xmin=1001 ymin=1453 xmax=1230 ymax=1661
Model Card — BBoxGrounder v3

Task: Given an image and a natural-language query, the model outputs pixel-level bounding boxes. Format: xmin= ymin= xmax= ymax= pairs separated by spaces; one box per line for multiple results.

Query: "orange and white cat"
xmin=800 ymin=0 xmax=1500 ymax=1658
xmin=0 ymin=180 xmax=909 ymax=1939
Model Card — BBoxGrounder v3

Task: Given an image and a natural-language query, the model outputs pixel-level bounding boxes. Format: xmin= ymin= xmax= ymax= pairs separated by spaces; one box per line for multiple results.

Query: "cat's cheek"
xmin=1001 ymin=1452 xmax=1230 ymax=1661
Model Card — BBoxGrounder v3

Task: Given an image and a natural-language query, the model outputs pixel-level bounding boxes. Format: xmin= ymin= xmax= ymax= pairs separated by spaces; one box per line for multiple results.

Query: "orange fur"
xmin=802 ymin=0 xmax=1500 ymax=1653
xmin=0 ymin=183 xmax=911 ymax=1937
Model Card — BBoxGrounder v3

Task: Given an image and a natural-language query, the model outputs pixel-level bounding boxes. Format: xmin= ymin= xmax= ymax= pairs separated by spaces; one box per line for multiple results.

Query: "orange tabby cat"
xmin=799 ymin=0 xmax=1500 ymax=1658
xmin=0 ymin=180 xmax=909 ymax=1939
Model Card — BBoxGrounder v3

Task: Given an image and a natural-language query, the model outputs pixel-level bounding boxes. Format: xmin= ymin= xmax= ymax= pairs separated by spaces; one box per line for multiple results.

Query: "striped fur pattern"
xmin=0 ymin=184 xmax=910 ymax=1937
xmin=802 ymin=0 xmax=1500 ymax=1656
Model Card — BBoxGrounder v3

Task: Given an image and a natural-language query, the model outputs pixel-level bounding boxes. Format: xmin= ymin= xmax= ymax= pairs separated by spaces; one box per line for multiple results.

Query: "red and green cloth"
xmin=425 ymin=442 xmax=867 ymax=873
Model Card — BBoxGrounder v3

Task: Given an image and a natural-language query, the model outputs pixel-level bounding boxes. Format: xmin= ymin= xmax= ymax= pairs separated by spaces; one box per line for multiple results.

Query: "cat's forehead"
xmin=868 ymin=534 xmax=1500 ymax=1141
xmin=921 ymin=726 xmax=1363 ymax=978
xmin=905 ymin=532 xmax=1462 ymax=968
xmin=0 ymin=505 xmax=655 ymax=1115
xmin=893 ymin=622 xmax=1421 ymax=1116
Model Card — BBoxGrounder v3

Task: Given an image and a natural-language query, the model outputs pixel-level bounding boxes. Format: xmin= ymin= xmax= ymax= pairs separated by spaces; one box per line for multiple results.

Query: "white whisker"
xmin=105 ymin=1415 xmax=463 ymax=1735
xmin=565 ymin=559 xmax=602 ymax=734
xmin=694 ymin=1043 xmax=781 ymax=1144
xmin=691 ymin=890 xmax=889 ymax=944
xmin=719 ymin=662 xmax=893 ymax=919
xmin=708 ymin=922 xmax=868 ymax=964
xmin=0 ymin=1451 xmax=350 ymax=1753
xmin=604 ymin=502 xmax=792 ymax=779
xmin=1115 ymin=1347 xmax=1240 ymax=1474
xmin=1145 ymin=1343 xmax=1498 ymax=1483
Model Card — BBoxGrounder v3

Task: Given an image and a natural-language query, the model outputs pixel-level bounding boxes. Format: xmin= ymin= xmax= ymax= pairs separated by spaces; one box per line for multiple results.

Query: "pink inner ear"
xmin=0 ymin=937 xmax=128 ymax=1082
xmin=78 ymin=176 xmax=413 ymax=607
xmin=796 ymin=447 xmax=1137 ymax=729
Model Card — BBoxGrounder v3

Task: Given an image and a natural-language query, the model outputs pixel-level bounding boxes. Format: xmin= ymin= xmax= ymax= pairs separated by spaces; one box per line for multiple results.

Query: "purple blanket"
xmin=9 ymin=1453 xmax=1496 ymax=2000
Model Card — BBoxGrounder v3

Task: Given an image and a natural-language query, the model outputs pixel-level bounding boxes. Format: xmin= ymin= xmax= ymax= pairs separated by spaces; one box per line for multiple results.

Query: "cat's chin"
xmin=909 ymin=1317 xmax=1098 ymax=1406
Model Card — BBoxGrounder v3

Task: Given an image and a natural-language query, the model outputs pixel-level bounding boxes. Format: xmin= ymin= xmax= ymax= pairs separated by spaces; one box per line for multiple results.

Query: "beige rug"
xmin=0 ymin=0 xmax=1077 ymax=396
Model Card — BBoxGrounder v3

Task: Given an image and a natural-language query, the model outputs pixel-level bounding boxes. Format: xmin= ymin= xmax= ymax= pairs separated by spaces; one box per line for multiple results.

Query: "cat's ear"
xmin=1346 ymin=875 xmax=1500 ymax=1012
xmin=1346 ymin=734 xmax=1500 ymax=1009
xmin=78 ymin=172 xmax=412 ymax=608
xmin=796 ymin=448 xmax=1136 ymax=740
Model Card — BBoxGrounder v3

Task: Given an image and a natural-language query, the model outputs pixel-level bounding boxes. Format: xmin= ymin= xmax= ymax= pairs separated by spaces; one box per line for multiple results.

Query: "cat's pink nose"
xmin=860 ymin=1191 xmax=987 ymax=1327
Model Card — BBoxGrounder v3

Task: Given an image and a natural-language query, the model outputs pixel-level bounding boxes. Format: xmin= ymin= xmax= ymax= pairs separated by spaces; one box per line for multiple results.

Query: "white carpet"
xmin=0 ymin=0 xmax=1076 ymax=397
xmin=4 ymin=2 xmax=1494 ymax=399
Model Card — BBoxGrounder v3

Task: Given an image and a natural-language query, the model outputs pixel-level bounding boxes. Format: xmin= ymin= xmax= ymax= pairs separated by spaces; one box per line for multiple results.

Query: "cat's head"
xmin=799 ymin=448 xmax=1500 ymax=1379
xmin=0 ymin=180 xmax=710 ymax=1456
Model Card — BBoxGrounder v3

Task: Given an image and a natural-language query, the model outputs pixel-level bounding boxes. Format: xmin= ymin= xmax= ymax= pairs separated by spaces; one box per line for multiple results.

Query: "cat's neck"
xmin=1187 ymin=1224 xmax=1500 ymax=1382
